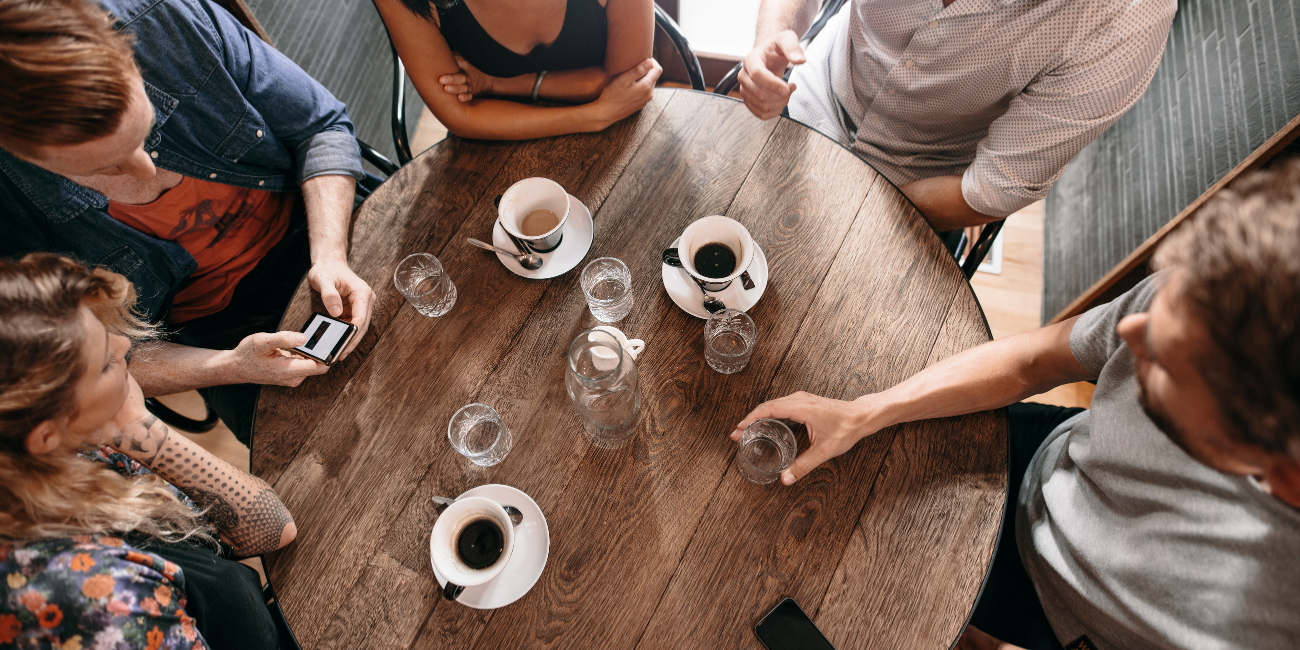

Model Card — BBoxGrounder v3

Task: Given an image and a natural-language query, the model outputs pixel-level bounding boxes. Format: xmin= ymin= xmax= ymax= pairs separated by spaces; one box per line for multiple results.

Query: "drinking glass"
xmin=737 ymin=419 xmax=795 ymax=485
xmin=566 ymin=329 xmax=641 ymax=448
xmin=580 ymin=257 xmax=633 ymax=322
xmin=704 ymin=308 xmax=756 ymax=374
xmin=447 ymin=403 xmax=512 ymax=466
xmin=394 ymin=253 xmax=457 ymax=317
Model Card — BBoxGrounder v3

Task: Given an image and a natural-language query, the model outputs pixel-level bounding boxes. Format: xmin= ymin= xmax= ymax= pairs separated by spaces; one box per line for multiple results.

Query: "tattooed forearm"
xmin=119 ymin=418 xmax=295 ymax=556
xmin=112 ymin=414 xmax=170 ymax=465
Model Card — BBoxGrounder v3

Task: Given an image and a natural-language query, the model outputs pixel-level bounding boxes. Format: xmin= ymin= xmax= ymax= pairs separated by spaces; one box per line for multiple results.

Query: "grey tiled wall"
xmin=1043 ymin=0 xmax=1300 ymax=322
xmin=243 ymin=0 xmax=428 ymax=169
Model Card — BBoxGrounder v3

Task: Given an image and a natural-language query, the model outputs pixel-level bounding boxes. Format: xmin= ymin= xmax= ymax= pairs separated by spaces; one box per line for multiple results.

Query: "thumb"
xmin=256 ymin=330 xmax=307 ymax=352
xmin=781 ymin=446 xmax=831 ymax=485
xmin=320 ymin=283 xmax=344 ymax=318
xmin=776 ymin=32 xmax=806 ymax=66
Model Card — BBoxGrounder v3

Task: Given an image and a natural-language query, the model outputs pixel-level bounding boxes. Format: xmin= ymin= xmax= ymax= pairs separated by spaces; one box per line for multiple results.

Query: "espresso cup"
xmin=499 ymin=177 xmax=570 ymax=253
xmin=430 ymin=496 xmax=515 ymax=602
xmin=678 ymin=216 xmax=756 ymax=291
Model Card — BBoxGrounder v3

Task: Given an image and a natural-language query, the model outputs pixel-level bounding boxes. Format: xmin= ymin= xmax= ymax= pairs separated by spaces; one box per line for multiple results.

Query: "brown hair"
xmin=0 ymin=0 xmax=138 ymax=157
xmin=0 ymin=253 xmax=210 ymax=543
xmin=1154 ymin=157 xmax=1300 ymax=460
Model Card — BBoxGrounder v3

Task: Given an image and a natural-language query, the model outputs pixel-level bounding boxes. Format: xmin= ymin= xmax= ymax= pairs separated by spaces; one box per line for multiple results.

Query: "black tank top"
xmin=437 ymin=0 xmax=608 ymax=79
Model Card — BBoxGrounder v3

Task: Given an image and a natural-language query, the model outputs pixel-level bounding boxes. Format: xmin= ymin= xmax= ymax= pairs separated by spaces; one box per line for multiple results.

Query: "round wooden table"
xmin=253 ymin=89 xmax=1006 ymax=650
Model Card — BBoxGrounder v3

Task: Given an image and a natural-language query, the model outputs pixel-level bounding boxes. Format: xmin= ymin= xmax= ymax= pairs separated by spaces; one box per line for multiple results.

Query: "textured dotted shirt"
xmin=788 ymin=0 xmax=1178 ymax=218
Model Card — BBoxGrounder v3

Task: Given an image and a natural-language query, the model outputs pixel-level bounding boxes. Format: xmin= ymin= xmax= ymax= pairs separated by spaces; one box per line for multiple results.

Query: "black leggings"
xmin=968 ymin=402 xmax=1084 ymax=650
xmin=126 ymin=535 xmax=279 ymax=650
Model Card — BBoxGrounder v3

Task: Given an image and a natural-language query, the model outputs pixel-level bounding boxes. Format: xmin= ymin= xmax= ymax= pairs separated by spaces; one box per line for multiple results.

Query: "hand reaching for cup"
xmin=738 ymin=30 xmax=806 ymax=120
xmin=731 ymin=391 xmax=883 ymax=485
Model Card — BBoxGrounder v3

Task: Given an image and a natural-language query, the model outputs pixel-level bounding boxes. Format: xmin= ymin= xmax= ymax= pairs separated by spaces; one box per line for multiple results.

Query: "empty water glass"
xmin=737 ymin=419 xmax=795 ymax=485
xmin=394 ymin=253 xmax=457 ymax=317
xmin=704 ymin=308 xmax=756 ymax=374
xmin=447 ymin=403 xmax=512 ymax=466
xmin=581 ymin=257 xmax=633 ymax=322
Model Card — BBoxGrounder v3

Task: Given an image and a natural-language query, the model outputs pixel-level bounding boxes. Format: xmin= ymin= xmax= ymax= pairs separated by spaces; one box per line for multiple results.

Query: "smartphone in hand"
xmin=291 ymin=312 xmax=357 ymax=365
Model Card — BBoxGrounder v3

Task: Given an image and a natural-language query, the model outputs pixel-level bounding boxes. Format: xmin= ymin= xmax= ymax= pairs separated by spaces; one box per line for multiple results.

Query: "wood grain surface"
xmin=254 ymin=89 xmax=1006 ymax=649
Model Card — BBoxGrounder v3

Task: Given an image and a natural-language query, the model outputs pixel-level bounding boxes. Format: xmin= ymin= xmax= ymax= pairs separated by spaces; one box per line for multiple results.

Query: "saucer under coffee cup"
xmin=430 ymin=496 xmax=516 ymax=602
xmin=498 ymin=177 xmax=570 ymax=253
xmin=674 ymin=216 xmax=756 ymax=292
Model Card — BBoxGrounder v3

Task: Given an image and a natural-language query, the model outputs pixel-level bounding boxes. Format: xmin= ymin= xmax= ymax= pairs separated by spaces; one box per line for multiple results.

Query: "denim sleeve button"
xmin=256 ymin=129 xmax=263 ymax=138
xmin=209 ymin=173 xmax=217 ymax=179
xmin=150 ymin=151 xmax=159 ymax=159
xmin=258 ymin=180 xmax=265 ymax=186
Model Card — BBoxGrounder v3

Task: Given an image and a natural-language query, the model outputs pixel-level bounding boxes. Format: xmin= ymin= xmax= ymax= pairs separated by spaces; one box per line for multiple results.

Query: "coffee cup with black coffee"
xmin=498 ymin=177 xmax=570 ymax=253
xmin=430 ymin=496 xmax=516 ymax=602
xmin=676 ymin=216 xmax=756 ymax=292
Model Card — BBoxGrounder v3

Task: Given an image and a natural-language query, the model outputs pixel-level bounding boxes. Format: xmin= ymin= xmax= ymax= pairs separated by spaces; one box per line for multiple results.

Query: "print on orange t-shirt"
xmin=107 ymin=176 xmax=295 ymax=322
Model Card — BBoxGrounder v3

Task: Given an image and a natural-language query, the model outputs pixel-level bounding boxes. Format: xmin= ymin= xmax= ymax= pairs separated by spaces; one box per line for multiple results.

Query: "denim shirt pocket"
xmin=212 ymin=107 xmax=272 ymax=164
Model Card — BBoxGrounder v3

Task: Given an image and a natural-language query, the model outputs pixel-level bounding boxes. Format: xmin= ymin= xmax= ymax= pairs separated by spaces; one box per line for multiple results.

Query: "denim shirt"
xmin=0 ymin=0 xmax=365 ymax=320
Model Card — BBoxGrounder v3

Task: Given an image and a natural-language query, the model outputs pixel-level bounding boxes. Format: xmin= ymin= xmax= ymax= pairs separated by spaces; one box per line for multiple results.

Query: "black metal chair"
xmin=380 ymin=1 xmax=706 ymax=166
xmin=264 ymin=582 xmax=304 ymax=650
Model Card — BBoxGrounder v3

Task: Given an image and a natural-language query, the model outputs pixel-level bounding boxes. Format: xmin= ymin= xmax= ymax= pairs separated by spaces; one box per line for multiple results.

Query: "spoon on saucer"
xmin=467 ymin=238 xmax=543 ymax=270
xmin=432 ymin=496 xmax=524 ymax=527
xmin=690 ymin=277 xmax=726 ymax=314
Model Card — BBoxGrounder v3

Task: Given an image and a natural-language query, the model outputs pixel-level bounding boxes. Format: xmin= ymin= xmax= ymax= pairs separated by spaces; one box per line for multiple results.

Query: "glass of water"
xmin=704 ymin=308 xmax=756 ymax=374
xmin=580 ymin=257 xmax=633 ymax=322
xmin=737 ymin=419 xmax=795 ymax=485
xmin=447 ymin=403 xmax=512 ymax=467
xmin=394 ymin=252 xmax=457 ymax=317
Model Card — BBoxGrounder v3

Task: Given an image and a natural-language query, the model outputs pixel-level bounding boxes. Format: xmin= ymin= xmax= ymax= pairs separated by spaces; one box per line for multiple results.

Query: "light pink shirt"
xmin=788 ymin=0 xmax=1177 ymax=217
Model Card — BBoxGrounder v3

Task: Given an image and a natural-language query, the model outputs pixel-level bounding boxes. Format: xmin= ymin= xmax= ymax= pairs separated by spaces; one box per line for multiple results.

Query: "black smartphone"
xmin=754 ymin=598 xmax=836 ymax=650
xmin=291 ymin=312 xmax=358 ymax=365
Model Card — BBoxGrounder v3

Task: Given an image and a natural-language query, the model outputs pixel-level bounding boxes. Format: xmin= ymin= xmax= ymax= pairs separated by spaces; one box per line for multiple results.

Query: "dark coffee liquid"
xmin=456 ymin=518 xmax=504 ymax=570
xmin=693 ymin=242 xmax=737 ymax=278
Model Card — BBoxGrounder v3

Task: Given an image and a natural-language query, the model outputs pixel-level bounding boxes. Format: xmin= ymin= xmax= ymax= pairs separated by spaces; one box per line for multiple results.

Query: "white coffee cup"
xmin=499 ymin=177 xmax=570 ymax=253
xmin=430 ymin=496 xmax=515 ymax=601
xmin=678 ymin=216 xmax=756 ymax=291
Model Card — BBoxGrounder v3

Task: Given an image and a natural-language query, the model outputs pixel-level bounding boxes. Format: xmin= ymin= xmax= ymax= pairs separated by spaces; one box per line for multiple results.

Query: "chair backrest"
xmin=653 ymin=4 xmax=705 ymax=91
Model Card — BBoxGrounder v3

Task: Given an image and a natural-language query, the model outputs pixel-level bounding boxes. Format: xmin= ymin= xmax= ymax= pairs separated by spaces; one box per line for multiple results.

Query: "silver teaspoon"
xmin=467 ymin=237 xmax=543 ymax=270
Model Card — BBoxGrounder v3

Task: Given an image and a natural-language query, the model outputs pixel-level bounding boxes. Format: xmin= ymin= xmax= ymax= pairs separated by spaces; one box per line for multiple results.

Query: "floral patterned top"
xmin=0 ymin=447 xmax=208 ymax=650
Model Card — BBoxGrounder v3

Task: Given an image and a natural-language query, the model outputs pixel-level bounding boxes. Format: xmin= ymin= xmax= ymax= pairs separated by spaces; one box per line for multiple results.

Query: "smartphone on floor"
xmin=291 ymin=312 xmax=357 ymax=365
xmin=754 ymin=597 xmax=836 ymax=650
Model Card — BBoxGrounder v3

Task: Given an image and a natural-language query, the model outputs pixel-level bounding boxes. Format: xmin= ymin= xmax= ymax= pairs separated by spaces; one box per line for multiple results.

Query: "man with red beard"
xmin=732 ymin=159 xmax=1300 ymax=650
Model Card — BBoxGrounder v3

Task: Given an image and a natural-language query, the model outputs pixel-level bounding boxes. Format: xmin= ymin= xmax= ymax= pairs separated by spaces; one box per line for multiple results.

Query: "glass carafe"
xmin=566 ymin=329 xmax=641 ymax=447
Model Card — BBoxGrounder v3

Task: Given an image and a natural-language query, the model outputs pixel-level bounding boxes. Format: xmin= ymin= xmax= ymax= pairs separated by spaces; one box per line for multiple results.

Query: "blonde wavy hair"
xmin=0 ymin=253 xmax=211 ymax=543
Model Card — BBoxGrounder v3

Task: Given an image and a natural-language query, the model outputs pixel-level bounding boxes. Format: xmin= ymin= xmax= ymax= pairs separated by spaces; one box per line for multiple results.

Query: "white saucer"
xmin=491 ymin=194 xmax=594 ymax=279
xmin=430 ymin=484 xmax=550 ymax=610
xmin=661 ymin=237 xmax=769 ymax=319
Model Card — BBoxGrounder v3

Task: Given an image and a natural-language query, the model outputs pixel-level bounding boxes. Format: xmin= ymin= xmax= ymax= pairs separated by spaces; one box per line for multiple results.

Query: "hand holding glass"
xmin=737 ymin=419 xmax=795 ymax=485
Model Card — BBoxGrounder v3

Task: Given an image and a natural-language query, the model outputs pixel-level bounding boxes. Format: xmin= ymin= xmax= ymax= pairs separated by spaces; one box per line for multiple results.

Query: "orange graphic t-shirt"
xmin=107 ymin=176 xmax=295 ymax=322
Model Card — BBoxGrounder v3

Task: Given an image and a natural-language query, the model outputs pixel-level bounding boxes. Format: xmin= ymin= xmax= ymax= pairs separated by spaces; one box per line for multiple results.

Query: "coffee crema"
xmin=456 ymin=518 xmax=505 ymax=570
xmin=520 ymin=209 xmax=561 ymax=236
xmin=693 ymin=242 xmax=738 ymax=278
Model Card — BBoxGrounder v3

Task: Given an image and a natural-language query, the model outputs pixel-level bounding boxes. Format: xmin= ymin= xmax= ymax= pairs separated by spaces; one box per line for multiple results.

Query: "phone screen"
xmin=293 ymin=312 xmax=356 ymax=364
xmin=754 ymin=598 xmax=836 ymax=650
